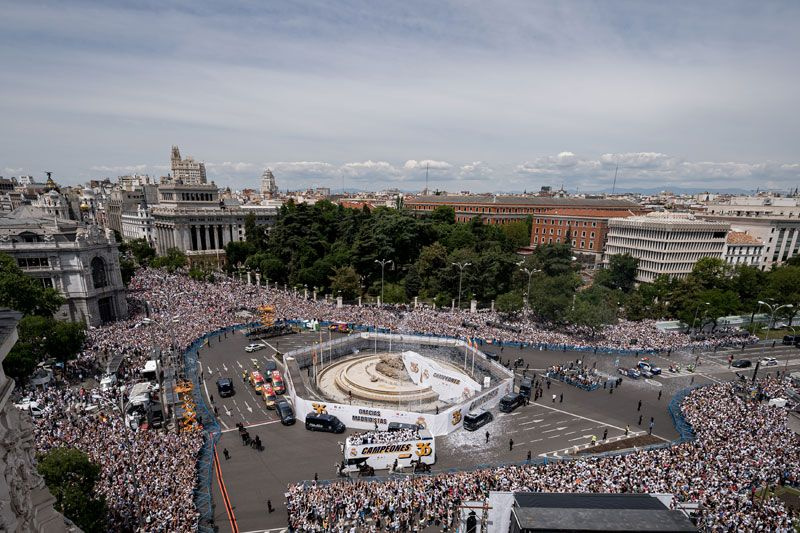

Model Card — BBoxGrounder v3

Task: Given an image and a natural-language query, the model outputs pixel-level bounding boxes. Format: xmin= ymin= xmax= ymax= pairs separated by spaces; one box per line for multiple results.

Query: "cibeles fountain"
xmin=317 ymin=351 xmax=482 ymax=411
xmin=283 ymin=332 xmax=514 ymax=436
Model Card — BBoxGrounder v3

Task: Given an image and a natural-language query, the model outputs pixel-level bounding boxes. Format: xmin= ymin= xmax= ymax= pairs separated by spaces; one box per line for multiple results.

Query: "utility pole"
xmin=452 ymin=262 xmax=472 ymax=310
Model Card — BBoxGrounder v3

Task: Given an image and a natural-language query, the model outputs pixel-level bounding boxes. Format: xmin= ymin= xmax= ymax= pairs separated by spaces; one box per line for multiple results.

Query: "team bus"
xmin=343 ymin=429 xmax=435 ymax=472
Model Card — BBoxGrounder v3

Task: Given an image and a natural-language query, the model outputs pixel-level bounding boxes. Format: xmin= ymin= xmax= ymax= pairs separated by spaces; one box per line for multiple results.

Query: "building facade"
xmin=170 ymin=145 xmax=207 ymax=185
xmin=0 ymin=309 xmax=70 ymax=532
xmin=260 ymin=168 xmax=278 ymax=198
xmin=530 ymin=208 xmax=647 ymax=259
xmin=604 ymin=212 xmax=729 ymax=283
xmin=121 ymin=203 xmax=155 ymax=244
xmin=0 ymin=207 xmax=128 ymax=325
xmin=150 ymin=184 xmax=276 ymax=266
xmin=723 ymin=231 xmax=764 ymax=268
xmin=406 ymin=195 xmax=640 ymax=224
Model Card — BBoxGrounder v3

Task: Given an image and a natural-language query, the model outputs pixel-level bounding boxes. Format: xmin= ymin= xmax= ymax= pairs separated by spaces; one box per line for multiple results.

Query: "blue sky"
xmin=1 ymin=0 xmax=798 ymax=192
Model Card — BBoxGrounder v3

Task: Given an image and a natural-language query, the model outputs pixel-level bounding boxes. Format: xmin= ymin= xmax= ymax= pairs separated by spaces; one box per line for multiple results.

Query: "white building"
xmin=260 ymin=168 xmax=278 ymax=198
xmin=604 ymin=212 xmax=730 ymax=283
xmin=0 ymin=206 xmax=128 ymax=325
xmin=723 ymin=231 xmax=764 ymax=268
xmin=699 ymin=196 xmax=800 ymax=270
xmin=170 ymin=145 xmax=207 ymax=185
xmin=150 ymin=183 xmax=276 ymax=266
xmin=121 ymin=203 xmax=155 ymax=244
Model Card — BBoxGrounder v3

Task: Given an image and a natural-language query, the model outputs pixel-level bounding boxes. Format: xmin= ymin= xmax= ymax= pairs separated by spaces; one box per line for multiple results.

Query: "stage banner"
xmin=401 ymin=351 xmax=481 ymax=402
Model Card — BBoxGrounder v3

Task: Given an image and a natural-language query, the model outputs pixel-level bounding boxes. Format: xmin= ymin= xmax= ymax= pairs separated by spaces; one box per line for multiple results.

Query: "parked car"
xmin=275 ymin=399 xmax=295 ymax=425
xmin=618 ymin=367 xmax=640 ymax=379
xmin=637 ymin=360 xmax=661 ymax=375
xmin=14 ymin=399 xmax=44 ymax=417
xmin=731 ymin=359 xmax=752 ymax=368
xmin=100 ymin=373 xmax=118 ymax=392
xmin=245 ymin=343 xmax=265 ymax=353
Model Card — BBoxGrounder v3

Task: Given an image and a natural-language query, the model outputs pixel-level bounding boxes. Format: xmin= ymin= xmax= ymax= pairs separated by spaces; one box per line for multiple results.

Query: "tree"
xmin=495 ymin=291 xmax=524 ymax=315
xmin=381 ymin=282 xmax=406 ymax=304
xmin=121 ymin=238 xmax=156 ymax=266
xmin=329 ymin=266 xmax=361 ymax=300
xmin=569 ymin=295 xmax=618 ymax=336
xmin=530 ymin=243 xmax=576 ymax=277
xmin=0 ymin=253 xmax=64 ymax=316
xmin=151 ymin=248 xmax=187 ymax=272
xmin=37 ymin=447 xmax=107 ymax=533
xmin=430 ymin=206 xmax=455 ymax=225
xmin=687 ymin=257 xmax=732 ymax=291
xmin=500 ymin=221 xmax=531 ymax=249
xmin=601 ymin=254 xmax=639 ymax=292
xmin=529 ymin=273 xmax=581 ymax=322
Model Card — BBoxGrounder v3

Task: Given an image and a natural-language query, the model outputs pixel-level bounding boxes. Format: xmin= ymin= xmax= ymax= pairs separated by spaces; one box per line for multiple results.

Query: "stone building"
xmin=170 ymin=145 xmax=206 ymax=185
xmin=0 ymin=207 xmax=127 ymax=326
xmin=260 ymin=168 xmax=278 ymax=198
xmin=150 ymin=183 xmax=276 ymax=266
xmin=0 ymin=308 xmax=70 ymax=532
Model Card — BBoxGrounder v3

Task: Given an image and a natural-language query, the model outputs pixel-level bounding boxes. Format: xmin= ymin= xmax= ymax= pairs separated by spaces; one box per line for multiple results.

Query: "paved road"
xmin=200 ymin=331 xmax=800 ymax=532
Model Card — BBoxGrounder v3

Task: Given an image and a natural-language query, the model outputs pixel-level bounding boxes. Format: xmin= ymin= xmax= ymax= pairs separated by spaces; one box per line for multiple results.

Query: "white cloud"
xmin=459 ymin=161 xmax=493 ymax=179
xmin=205 ymin=161 xmax=258 ymax=173
xmin=89 ymin=164 xmax=149 ymax=173
xmin=403 ymin=159 xmax=452 ymax=171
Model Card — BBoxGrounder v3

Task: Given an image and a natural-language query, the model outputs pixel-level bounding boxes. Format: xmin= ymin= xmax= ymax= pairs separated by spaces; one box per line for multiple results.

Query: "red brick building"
xmin=406 ymin=195 xmax=640 ymax=224
xmin=530 ymin=208 xmax=647 ymax=260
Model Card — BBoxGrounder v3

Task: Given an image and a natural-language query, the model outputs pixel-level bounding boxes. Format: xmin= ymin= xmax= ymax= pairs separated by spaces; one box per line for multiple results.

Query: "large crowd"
xmin=289 ymin=379 xmax=799 ymax=531
xmin=12 ymin=269 xmax=777 ymax=531
xmin=347 ymin=429 xmax=421 ymax=446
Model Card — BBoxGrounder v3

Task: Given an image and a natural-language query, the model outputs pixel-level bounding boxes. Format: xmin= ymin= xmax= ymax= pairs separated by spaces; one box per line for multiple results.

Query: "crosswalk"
xmin=539 ymin=430 xmax=649 ymax=459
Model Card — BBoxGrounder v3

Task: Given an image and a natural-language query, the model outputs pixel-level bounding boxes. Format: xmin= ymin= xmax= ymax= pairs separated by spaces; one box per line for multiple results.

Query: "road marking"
xmin=223 ymin=363 xmax=228 ymax=372
xmin=568 ymin=434 xmax=593 ymax=442
xmin=563 ymin=431 xmax=576 ymax=436
xmin=547 ymin=434 xmax=562 ymax=438
xmin=539 ymin=423 xmax=551 ymax=428
xmin=529 ymin=438 xmax=543 ymax=443
xmin=542 ymin=426 xmax=567 ymax=434
xmin=236 ymin=360 xmax=243 ymax=369
xmin=220 ymin=419 xmax=281 ymax=433
xmin=528 ymin=402 xmax=627 ymax=432
xmin=206 ymin=365 xmax=213 ymax=375
xmin=245 ymin=401 xmax=253 ymax=413
xmin=519 ymin=420 xmax=538 ymax=426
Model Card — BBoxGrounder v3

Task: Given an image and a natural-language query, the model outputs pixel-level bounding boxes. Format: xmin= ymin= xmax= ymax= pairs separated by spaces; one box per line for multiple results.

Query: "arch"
xmin=91 ymin=256 xmax=108 ymax=288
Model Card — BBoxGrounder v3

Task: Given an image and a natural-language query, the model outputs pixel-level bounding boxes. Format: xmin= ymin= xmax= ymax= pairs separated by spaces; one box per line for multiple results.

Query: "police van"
xmin=343 ymin=429 xmax=435 ymax=472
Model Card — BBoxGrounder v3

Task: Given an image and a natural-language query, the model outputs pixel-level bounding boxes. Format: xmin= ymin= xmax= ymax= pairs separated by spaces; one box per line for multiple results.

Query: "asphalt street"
xmin=200 ymin=329 xmax=800 ymax=532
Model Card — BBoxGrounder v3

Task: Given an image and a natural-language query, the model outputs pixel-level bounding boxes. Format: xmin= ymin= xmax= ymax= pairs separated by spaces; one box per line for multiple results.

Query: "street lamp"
xmin=690 ymin=302 xmax=710 ymax=333
xmin=758 ymin=301 xmax=794 ymax=372
xmin=518 ymin=265 xmax=541 ymax=312
xmin=451 ymin=262 xmax=472 ymax=310
xmin=374 ymin=259 xmax=393 ymax=304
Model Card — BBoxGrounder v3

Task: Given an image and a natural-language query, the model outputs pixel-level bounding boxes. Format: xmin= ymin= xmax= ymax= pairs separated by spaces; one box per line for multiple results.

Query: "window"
xmin=91 ymin=257 xmax=108 ymax=289
xmin=17 ymin=257 xmax=49 ymax=268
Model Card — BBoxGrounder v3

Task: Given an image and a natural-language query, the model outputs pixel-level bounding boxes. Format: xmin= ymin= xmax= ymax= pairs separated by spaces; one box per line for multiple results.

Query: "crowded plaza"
xmin=287 ymin=379 xmax=799 ymax=531
xmin=14 ymin=269 xmax=791 ymax=531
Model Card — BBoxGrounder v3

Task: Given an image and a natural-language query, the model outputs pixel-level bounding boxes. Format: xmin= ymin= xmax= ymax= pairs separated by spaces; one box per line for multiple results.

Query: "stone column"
xmin=451 ymin=299 xmax=455 ymax=312
xmin=491 ymin=300 xmax=495 ymax=312
xmin=255 ymin=273 xmax=261 ymax=286
xmin=304 ymin=288 xmax=308 ymax=299
xmin=246 ymin=271 xmax=252 ymax=285
xmin=313 ymin=290 xmax=317 ymax=301
xmin=414 ymin=296 xmax=418 ymax=309
xmin=357 ymin=296 xmax=361 ymax=306
xmin=336 ymin=296 xmax=343 ymax=308
xmin=470 ymin=299 xmax=477 ymax=313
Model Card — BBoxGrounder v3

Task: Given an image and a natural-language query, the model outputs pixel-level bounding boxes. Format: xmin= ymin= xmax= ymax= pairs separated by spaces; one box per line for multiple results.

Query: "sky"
xmin=1 ymin=0 xmax=799 ymax=193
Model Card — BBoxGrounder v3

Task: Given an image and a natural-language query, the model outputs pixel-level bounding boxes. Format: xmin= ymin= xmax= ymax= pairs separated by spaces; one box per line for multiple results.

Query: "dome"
xmin=80 ymin=202 xmax=90 ymax=211
xmin=47 ymin=189 xmax=60 ymax=198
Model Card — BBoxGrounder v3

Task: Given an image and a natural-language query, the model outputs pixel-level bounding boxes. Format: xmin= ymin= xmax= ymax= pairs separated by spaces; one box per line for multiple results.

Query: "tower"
xmin=169 ymin=145 xmax=206 ymax=184
xmin=260 ymin=168 xmax=278 ymax=198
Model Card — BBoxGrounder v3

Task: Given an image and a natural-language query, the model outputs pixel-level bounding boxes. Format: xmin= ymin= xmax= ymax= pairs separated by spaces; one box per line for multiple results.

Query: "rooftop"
xmin=726 ymin=231 xmax=763 ymax=245
xmin=408 ymin=195 xmax=639 ymax=208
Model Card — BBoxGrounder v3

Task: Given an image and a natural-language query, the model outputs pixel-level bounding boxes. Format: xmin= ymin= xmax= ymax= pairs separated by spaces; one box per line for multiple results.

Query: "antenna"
xmin=425 ymin=163 xmax=429 ymax=195
xmin=611 ymin=165 xmax=618 ymax=195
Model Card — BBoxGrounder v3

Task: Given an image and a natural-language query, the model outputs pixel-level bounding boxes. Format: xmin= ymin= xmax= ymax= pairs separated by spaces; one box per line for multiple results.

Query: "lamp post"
xmin=690 ymin=302 xmax=710 ymax=333
xmin=374 ymin=258 xmax=393 ymax=305
xmin=451 ymin=262 xmax=472 ymax=310
xmin=518 ymin=265 xmax=541 ymax=313
xmin=785 ymin=325 xmax=798 ymax=374
xmin=758 ymin=301 xmax=794 ymax=373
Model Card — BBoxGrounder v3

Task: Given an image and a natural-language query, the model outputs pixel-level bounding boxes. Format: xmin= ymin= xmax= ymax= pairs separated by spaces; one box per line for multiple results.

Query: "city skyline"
xmin=1 ymin=1 xmax=799 ymax=192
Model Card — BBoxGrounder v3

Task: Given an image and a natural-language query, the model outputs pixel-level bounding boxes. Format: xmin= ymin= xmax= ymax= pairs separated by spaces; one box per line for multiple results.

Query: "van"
xmin=783 ymin=335 xmax=797 ymax=346
xmin=499 ymin=393 xmax=525 ymax=413
xmin=518 ymin=378 xmax=532 ymax=399
xmin=463 ymin=410 xmax=493 ymax=431
xmin=305 ymin=413 xmax=346 ymax=433
xmin=216 ymin=378 xmax=234 ymax=398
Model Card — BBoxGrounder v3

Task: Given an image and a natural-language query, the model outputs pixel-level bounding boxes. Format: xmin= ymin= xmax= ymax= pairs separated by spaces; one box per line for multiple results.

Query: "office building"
xmin=722 ymin=231 xmax=764 ymax=267
xmin=605 ymin=212 xmax=729 ymax=283
xmin=260 ymin=168 xmax=278 ymax=198
xmin=170 ymin=145 xmax=207 ymax=185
